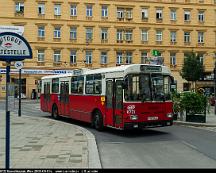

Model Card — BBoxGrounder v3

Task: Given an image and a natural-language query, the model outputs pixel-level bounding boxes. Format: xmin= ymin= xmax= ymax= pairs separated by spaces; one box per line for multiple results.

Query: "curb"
xmin=76 ymin=126 xmax=102 ymax=169
xmin=9 ymin=112 xmax=102 ymax=169
xmin=174 ymin=121 xmax=216 ymax=127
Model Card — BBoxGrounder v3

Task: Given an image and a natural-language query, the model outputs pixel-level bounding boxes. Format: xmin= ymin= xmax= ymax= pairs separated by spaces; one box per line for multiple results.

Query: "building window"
xmin=86 ymin=28 xmax=93 ymax=41
xmin=141 ymin=52 xmax=148 ymax=64
xmin=141 ymin=30 xmax=148 ymax=42
xmin=184 ymin=32 xmax=190 ymax=43
xmin=38 ymin=26 xmax=45 ymax=38
xmin=198 ymin=11 xmax=205 ymax=22
xmin=101 ymin=5 xmax=108 ymax=18
xmin=86 ymin=5 xmax=93 ymax=17
xmin=117 ymin=29 xmax=123 ymax=42
xmin=198 ymin=32 xmax=204 ymax=43
xmin=170 ymin=53 xmax=176 ymax=66
xmin=101 ymin=28 xmax=108 ymax=41
xmin=70 ymin=4 xmax=77 ymax=16
xmin=126 ymin=9 xmax=133 ymax=20
xmin=198 ymin=54 xmax=204 ymax=65
xmin=54 ymin=4 xmax=61 ymax=16
xmin=117 ymin=8 xmax=124 ymax=19
xmin=184 ymin=11 xmax=191 ymax=21
xmin=15 ymin=2 xmax=24 ymax=14
xmin=38 ymin=3 xmax=45 ymax=15
xmin=37 ymin=50 xmax=45 ymax=62
xmin=156 ymin=9 xmax=163 ymax=20
xmin=53 ymin=50 xmax=61 ymax=62
xmin=100 ymin=52 xmax=108 ymax=64
xmin=141 ymin=8 xmax=148 ymax=20
xmin=85 ymin=51 xmax=92 ymax=64
xmin=70 ymin=50 xmax=77 ymax=64
xmin=170 ymin=31 xmax=176 ymax=43
xmin=156 ymin=30 xmax=163 ymax=42
xmin=125 ymin=30 xmax=133 ymax=42
xmin=70 ymin=27 xmax=77 ymax=40
xmin=170 ymin=9 xmax=177 ymax=21
xmin=125 ymin=52 xmax=132 ymax=64
xmin=116 ymin=52 xmax=123 ymax=65
xmin=54 ymin=27 xmax=61 ymax=38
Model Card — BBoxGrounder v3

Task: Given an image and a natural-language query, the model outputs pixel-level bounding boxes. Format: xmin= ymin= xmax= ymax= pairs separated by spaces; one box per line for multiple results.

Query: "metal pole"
xmin=18 ymin=69 xmax=21 ymax=117
xmin=5 ymin=61 xmax=10 ymax=169
xmin=214 ymin=61 xmax=216 ymax=115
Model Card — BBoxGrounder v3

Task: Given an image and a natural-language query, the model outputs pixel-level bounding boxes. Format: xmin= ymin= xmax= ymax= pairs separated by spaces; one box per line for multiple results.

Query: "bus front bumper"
xmin=124 ymin=120 xmax=173 ymax=129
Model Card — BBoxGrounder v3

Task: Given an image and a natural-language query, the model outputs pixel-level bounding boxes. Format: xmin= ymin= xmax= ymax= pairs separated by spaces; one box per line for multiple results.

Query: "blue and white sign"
xmin=14 ymin=61 xmax=23 ymax=70
xmin=0 ymin=69 xmax=74 ymax=75
xmin=0 ymin=32 xmax=32 ymax=61
xmin=0 ymin=26 xmax=24 ymax=36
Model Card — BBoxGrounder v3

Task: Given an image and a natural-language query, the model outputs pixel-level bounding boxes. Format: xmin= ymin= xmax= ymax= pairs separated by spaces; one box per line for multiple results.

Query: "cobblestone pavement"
xmin=0 ymin=110 xmax=101 ymax=169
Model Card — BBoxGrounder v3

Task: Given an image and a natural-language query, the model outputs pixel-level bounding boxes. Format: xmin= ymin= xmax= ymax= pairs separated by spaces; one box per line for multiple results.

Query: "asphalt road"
xmin=1 ymin=100 xmax=216 ymax=168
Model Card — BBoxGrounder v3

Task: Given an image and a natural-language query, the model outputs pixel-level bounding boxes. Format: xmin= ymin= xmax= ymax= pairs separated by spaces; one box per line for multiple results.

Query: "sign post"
xmin=15 ymin=61 xmax=23 ymax=117
xmin=5 ymin=61 xmax=10 ymax=169
xmin=0 ymin=32 xmax=32 ymax=169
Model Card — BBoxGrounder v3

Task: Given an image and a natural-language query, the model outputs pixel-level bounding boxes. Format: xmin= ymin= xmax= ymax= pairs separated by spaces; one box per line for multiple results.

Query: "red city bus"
xmin=40 ymin=64 xmax=175 ymax=130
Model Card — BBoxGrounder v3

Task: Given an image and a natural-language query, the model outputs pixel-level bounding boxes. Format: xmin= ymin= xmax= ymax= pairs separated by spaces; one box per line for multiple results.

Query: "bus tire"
xmin=93 ymin=110 xmax=104 ymax=131
xmin=52 ymin=104 xmax=59 ymax=119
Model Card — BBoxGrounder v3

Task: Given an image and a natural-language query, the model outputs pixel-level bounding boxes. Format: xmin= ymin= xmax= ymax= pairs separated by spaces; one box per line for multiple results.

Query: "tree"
xmin=180 ymin=52 xmax=204 ymax=91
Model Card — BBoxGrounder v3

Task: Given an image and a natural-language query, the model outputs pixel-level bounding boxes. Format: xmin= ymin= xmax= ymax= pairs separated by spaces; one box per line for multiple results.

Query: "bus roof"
xmin=41 ymin=64 xmax=171 ymax=80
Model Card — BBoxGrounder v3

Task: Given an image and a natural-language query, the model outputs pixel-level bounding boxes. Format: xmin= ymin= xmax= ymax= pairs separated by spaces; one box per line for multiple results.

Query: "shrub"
xmin=180 ymin=92 xmax=207 ymax=115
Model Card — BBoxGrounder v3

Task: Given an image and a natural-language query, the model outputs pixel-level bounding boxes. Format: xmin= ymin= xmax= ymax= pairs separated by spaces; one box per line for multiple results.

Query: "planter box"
xmin=186 ymin=114 xmax=206 ymax=123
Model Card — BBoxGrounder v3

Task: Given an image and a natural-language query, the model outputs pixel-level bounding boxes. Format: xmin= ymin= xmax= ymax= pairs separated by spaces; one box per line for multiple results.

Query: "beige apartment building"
xmin=0 ymin=0 xmax=216 ymax=98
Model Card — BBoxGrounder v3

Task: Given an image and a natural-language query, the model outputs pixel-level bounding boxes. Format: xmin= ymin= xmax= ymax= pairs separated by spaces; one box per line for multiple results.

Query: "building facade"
xmin=0 ymin=0 xmax=216 ymax=98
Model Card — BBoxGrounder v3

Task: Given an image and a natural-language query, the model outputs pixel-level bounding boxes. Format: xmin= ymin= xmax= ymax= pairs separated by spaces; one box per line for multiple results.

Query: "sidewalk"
xmin=0 ymin=110 xmax=101 ymax=169
xmin=174 ymin=106 xmax=216 ymax=128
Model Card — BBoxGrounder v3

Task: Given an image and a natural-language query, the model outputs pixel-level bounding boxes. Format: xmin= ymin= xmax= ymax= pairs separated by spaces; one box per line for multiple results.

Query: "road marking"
xmin=181 ymin=141 xmax=198 ymax=150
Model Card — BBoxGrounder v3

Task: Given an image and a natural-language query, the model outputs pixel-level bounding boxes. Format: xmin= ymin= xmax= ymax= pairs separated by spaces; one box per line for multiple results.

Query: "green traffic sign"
xmin=152 ymin=50 xmax=160 ymax=56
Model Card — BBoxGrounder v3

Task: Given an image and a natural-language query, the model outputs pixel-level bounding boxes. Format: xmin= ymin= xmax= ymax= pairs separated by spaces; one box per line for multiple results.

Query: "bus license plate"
xmin=148 ymin=116 xmax=158 ymax=120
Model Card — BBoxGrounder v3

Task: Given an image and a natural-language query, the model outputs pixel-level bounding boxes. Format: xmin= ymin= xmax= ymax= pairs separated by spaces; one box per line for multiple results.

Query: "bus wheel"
xmin=93 ymin=111 xmax=104 ymax=131
xmin=52 ymin=105 xmax=59 ymax=119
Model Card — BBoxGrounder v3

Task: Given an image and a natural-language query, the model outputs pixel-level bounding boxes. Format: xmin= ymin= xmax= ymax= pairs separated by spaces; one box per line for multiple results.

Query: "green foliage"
xmin=181 ymin=52 xmax=204 ymax=82
xmin=171 ymin=91 xmax=183 ymax=113
xmin=180 ymin=92 xmax=207 ymax=115
xmin=172 ymin=91 xmax=207 ymax=115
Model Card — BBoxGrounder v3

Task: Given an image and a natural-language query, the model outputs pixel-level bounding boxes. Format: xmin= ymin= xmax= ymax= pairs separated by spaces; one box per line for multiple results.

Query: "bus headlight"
xmin=166 ymin=113 xmax=173 ymax=118
xmin=130 ymin=115 xmax=138 ymax=120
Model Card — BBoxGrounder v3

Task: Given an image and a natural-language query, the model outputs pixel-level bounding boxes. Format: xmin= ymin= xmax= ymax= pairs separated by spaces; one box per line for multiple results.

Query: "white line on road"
xmin=181 ymin=141 xmax=198 ymax=150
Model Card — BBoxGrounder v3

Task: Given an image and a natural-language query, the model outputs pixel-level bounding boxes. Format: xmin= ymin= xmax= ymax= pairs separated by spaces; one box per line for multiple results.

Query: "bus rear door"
xmin=105 ymin=79 xmax=123 ymax=128
xmin=44 ymin=82 xmax=50 ymax=111
xmin=60 ymin=81 xmax=70 ymax=116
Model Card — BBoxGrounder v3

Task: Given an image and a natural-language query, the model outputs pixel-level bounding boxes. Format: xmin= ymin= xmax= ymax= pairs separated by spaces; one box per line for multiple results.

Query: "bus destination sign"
xmin=140 ymin=65 xmax=162 ymax=73
xmin=0 ymin=32 xmax=32 ymax=61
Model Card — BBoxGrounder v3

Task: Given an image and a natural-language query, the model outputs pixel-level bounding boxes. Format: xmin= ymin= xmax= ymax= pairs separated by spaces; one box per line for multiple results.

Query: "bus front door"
xmin=105 ymin=79 xmax=123 ymax=128
xmin=60 ymin=81 xmax=70 ymax=116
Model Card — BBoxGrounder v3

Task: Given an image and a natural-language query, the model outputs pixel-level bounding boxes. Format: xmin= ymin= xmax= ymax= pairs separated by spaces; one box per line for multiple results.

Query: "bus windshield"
xmin=124 ymin=74 xmax=172 ymax=102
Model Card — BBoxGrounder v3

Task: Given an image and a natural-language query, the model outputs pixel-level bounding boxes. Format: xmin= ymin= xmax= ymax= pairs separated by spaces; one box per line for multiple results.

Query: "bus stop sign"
xmin=0 ymin=32 xmax=32 ymax=61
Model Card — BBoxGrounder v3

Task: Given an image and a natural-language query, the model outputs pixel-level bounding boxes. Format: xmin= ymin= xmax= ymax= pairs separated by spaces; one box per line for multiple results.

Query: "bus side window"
xmin=52 ymin=78 xmax=59 ymax=93
xmin=85 ymin=74 xmax=101 ymax=94
xmin=71 ymin=76 xmax=78 ymax=93
xmin=78 ymin=76 xmax=84 ymax=94
xmin=94 ymin=81 xmax=101 ymax=94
